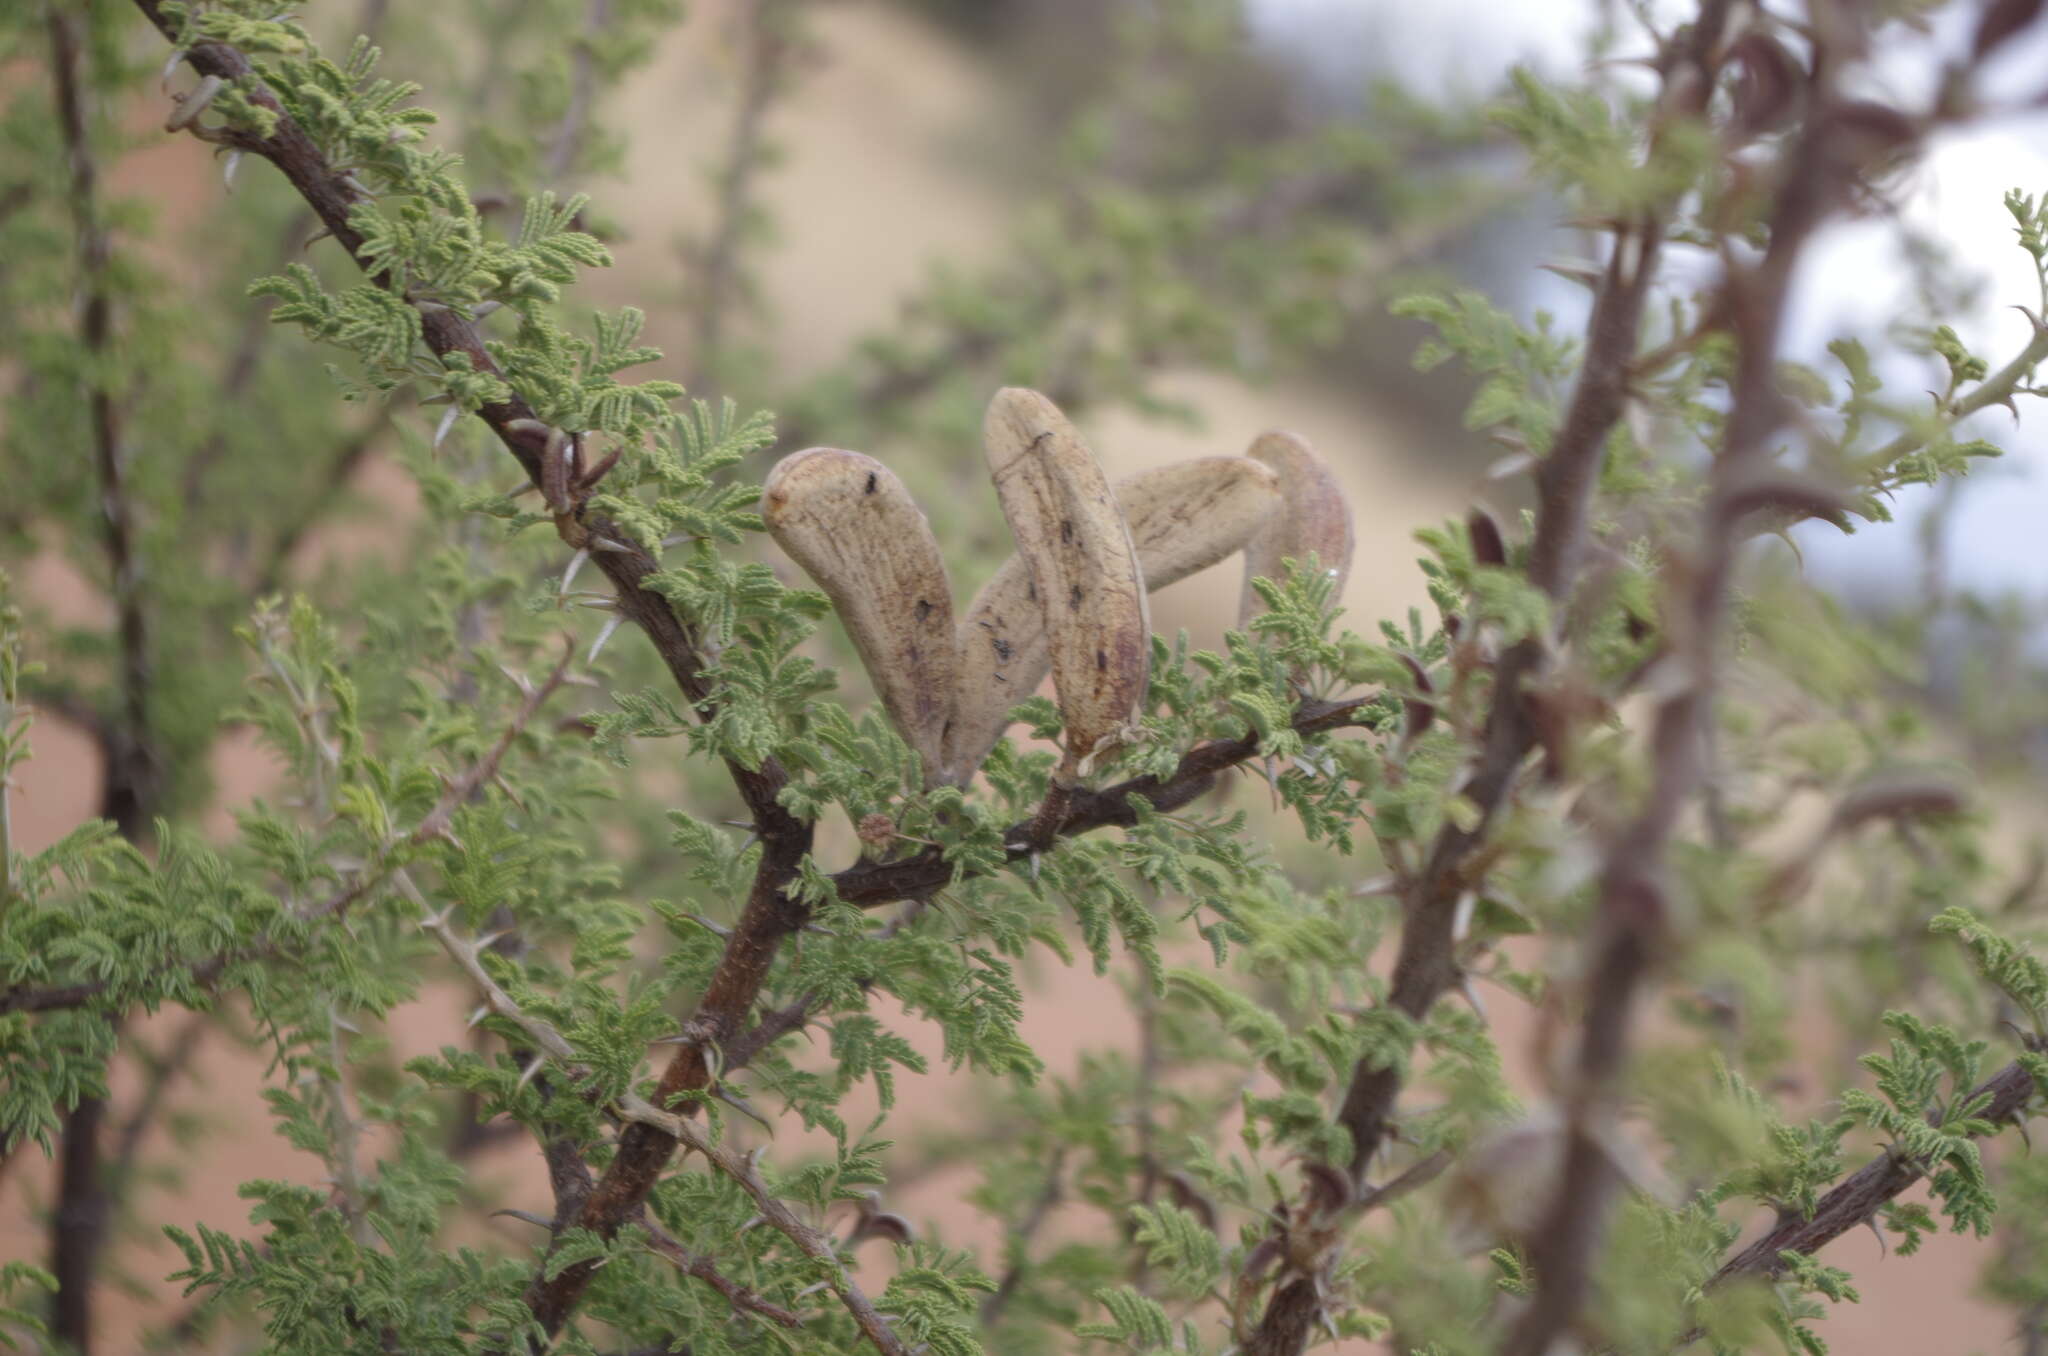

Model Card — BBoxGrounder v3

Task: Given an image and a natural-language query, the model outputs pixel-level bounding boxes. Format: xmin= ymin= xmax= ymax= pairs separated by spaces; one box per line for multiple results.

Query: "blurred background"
xmin=10 ymin=0 xmax=2048 ymax=1349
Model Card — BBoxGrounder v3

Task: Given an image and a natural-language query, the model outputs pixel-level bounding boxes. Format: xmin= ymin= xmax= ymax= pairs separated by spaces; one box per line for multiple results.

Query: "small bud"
xmin=856 ymin=812 xmax=897 ymax=853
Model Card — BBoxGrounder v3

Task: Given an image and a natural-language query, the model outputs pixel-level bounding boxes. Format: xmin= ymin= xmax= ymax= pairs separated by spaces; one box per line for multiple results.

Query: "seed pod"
xmin=978 ymin=388 xmax=1151 ymax=781
xmin=762 ymin=448 xmax=956 ymax=783
xmin=1237 ymin=430 xmax=1355 ymax=626
xmin=943 ymin=455 xmax=1281 ymax=783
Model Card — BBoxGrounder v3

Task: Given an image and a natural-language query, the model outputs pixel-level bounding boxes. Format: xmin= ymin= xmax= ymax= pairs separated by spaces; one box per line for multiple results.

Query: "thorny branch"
xmin=1501 ymin=25 xmax=1871 ymax=1353
xmin=415 ymin=865 xmax=902 ymax=1353
xmin=104 ymin=15 xmax=1394 ymax=1344
xmin=1664 ymin=1053 xmax=2045 ymax=1350
xmin=124 ymin=9 xmax=819 ymax=1334
xmin=1241 ymin=9 xmax=1734 ymax=1354
xmin=544 ymin=0 xmax=613 ymax=183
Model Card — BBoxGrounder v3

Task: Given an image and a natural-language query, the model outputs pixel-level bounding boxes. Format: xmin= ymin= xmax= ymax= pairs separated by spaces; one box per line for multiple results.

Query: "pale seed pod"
xmin=942 ymin=455 xmax=1281 ymax=783
xmin=978 ymin=388 xmax=1150 ymax=782
xmin=762 ymin=448 xmax=956 ymax=784
xmin=1237 ymin=430 xmax=1356 ymax=626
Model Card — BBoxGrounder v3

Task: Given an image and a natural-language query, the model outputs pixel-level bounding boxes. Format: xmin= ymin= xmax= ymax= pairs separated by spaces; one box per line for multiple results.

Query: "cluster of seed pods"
xmin=761 ymin=388 xmax=1354 ymax=788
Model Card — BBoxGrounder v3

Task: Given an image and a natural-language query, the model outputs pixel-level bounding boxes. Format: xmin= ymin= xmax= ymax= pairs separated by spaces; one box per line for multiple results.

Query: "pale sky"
xmin=1248 ymin=0 xmax=2048 ymax=604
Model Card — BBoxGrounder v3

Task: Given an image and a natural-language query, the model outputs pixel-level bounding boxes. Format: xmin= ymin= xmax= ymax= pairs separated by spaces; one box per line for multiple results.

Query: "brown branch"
xmin=1506 ymin=25 xmax=1932 ymax=1352
xmin=544 ymin=0 xmax=614 ymax=183
xmin=618 ymin=1094 xmax=911 ymax=1356
xmin=45 ymin=6 xmax=163 ymax=1346
xmin=640 ymin=1216 xmax=803 ymax=1329
xmin=1651 ymin=1055 xmax=2044 ymax=1353
xmin=1240 ymin=13 xmax=1738 ymax=1356
xmin=113 ymin=31 xmax=816 ymax=1338
xmin=980 ymin=1146 xmax=1067 ymax=1327
xmin=108 ymin=1013 xmax=208 ymax=1189
xmin=688 ymin=0 xmax=801 ymax=390
xmin=111 ymin=13 xmax=1390 ymax=1345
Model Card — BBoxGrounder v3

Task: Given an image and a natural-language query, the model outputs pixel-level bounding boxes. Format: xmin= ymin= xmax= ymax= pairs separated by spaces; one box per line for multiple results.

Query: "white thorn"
xmin=164 ymin=74 xmax=224 ymax=132
xmin=587 ymin=613 xmax=624 ymax=665
xmin=559 ymin=548 xmax=590 ymax=601
xmin=221 ymin=150 xmax=243 ymax=192
xmin=160 ymin=49 xmax=187 ymax=92
xmin=433 ymin=404 xmax=461 ymax=450
xmin=471 ymin=300 xmax=502 ymax=318
xmin=467 ymin=1003 xmax=490 ymax=1028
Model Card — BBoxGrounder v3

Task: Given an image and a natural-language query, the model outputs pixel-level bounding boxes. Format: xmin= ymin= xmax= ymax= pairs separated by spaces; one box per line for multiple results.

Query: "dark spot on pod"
xmin=1027 ymin=582 xmax=1037 ymax=602
xmin=993 ymin=638 xmax=1013 ymax=661
xmin=864 ymin=472 xmax=878 ymax=494
xmin=915 ymin=598 xmax=933 ymax=624
xmin=1060 ymin=519 xmax=1074 ymax=543
xmin=1069 ymin=584 xmax=1082 ymax=606
xmin=1097 ymin=649 xmax=1108 ymax=671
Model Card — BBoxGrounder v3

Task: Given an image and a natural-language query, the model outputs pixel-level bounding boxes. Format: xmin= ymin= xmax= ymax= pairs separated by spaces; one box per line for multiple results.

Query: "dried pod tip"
xmin=1238 ymin=430 xmax=1356 ymax=629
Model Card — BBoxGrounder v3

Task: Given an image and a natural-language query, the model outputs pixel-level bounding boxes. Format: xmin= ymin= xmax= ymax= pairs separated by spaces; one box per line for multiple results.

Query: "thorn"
xmin=433 ymin=404 xmax=461 ymax=450
xmin=505 ymin=418 xmax=551 ymax=438
xmin=302 ymin=227 xmax=333 ymax=251
xmin=1028 ymin=850 xmax=1041 ymax=883
xmin=1862 ymin=1211 xmax=1888 ymax=1257
xmin=589 ymin=536 xmax=632 ymax=554
xmin=471 ymin=300 xmax=503 ymax=318
xmin=160 ymin=48 xmax=188 ymax=92
xmin=497 ymin=662 xmax=537 ymax=699
xmin=472 ymin=929 xmax=511 ymax=952
xmin=587 ymin=614 xmax=624 ymax=666
xmin=165 ymin=75 xmax=222 ymax=132
xmin=515 ymin=1057 xmax=547 ymax=1094
xmin=414 ymin=299 xmax=451 ymax=315
xmin=737 ymin=1214 xmax=765 ymax=1234
xmin=491 ymin=1209 xmax=554 ymax=1230
xmin=715 ymin=1087 xmax=774 ymax=1131
xmin=1456 ymin=970 xmax=1487 ymax=1019
xmin=467 ymin=1003 xmax=490 ymax=1028
xmin=559 ymin=548 xmax=591 ymax=601
xmin=221 ymin=150 xmax=243 ymax=192
xmin=682 ymin=913 xmax=732 ymax=938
